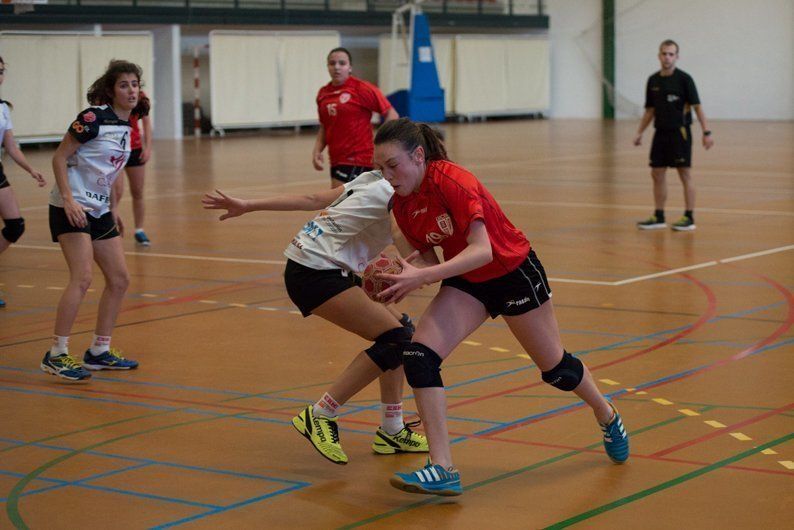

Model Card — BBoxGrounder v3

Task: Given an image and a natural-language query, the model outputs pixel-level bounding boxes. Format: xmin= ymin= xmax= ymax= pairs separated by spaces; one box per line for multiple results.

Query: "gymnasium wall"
xmin=548 ymin=0 xmax=794 ymax=120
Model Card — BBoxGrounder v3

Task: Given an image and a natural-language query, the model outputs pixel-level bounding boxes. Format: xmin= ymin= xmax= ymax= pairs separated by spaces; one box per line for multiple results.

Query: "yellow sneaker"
xmin=372 ymin=420 xmax=429 ymax=455
xmin=292 ymin=405 xmax=348 ymax=465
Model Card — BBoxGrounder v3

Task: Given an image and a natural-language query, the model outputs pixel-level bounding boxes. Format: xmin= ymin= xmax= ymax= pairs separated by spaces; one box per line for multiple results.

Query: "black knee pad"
xmin=1 ymin=217 xmax=24 ymax=243
xmin=403 ymin=342 xmax=443 ymax=388
xmin=541 ymin=351 xmax=583 ymax=391
xmin=365 ymin=326 xmax=412 ymax=371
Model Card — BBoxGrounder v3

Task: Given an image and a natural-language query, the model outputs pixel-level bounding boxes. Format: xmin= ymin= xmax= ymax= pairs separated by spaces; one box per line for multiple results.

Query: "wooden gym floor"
xmin=0 ymin=119 xmax=792 ymax=529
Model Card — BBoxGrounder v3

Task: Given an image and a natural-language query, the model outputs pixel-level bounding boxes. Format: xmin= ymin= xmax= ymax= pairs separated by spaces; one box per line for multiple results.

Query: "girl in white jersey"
xmin=202 ymin=172 xmax=429 ymax=465
xmin=41 ymin=60 xmax=145 ymax=382
xmin=0 ymin=56 xmax=47 ymax=308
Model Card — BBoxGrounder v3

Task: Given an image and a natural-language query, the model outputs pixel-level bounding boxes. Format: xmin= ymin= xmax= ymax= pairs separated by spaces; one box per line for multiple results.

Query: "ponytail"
xmin=375 ymin=117 xmax=448 ymax=162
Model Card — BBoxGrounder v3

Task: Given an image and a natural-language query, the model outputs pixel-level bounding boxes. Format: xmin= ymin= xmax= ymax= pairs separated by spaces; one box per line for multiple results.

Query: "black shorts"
xmin=441 ymin=250 xmax=552 ymax=319
xmin=126 ymin=148 xmax=144 ymax=167
xmin=49 ymin=205 xmax=119 ymax=242
xmin=650 ymin=127 xmax=692 ymax=168
xmin=0 ymin=162 xmax=8 ymax=189
xmin=330 ymin=165 xmax=373 ymax=184
xmin=284 ymin=259 xmax=363 ymax=317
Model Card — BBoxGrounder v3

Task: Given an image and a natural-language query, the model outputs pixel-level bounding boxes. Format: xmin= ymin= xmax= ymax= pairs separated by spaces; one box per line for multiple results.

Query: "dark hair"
xmin=374 ymin=118 xmax=448 ymax=162
xmin=327 ymin=47 xmax=353 ymax=65
xmin=659 ymin=39 xmax=679 ymax=53
xmin=0 ymin=56 xmax=11 ymax=110
xmin=86 ymin=59 xmax=150 ymax=116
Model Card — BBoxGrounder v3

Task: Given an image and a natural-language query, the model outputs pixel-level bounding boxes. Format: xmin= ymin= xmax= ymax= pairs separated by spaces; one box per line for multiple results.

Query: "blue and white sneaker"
xmin=0 ymin=298 xmax=5 ymax=308
xmin=41 ymin=351 xmax=91 ymax=381
xmin=399 ymin=313 xmax=415 ymax=336
xmin=601 ymin=403 xmax=629 ymax=463
xmin=390 ymin=460 xmax=462 ymax=496
xmin=134 ymin=230 xmax=151 ymax=246
xmin=83 ymin=348 xmax=139 ymax=371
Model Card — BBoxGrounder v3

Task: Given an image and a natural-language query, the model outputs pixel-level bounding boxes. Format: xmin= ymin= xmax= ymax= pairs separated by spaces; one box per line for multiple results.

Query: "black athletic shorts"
xmin=126 ymin=148 xmax=144 ymax=167
xmin=441 ymin=250 xmax=552 ymax=319
xmin=284 ymin=259 xmax=363 ymax=317
xmin=49 ymin=205 xmax=119 ymax=242
xmin=0 ymin=162 xmax=8 ymax=189
xmin=330 ymin=165 xmax=373 ymax=184
xmin=650 ymin=126 xmax=692 ymax=168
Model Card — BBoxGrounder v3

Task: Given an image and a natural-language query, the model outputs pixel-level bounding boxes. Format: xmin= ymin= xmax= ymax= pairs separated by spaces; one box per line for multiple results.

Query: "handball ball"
xmin=362 ymin=253 xmax=403 ymax=300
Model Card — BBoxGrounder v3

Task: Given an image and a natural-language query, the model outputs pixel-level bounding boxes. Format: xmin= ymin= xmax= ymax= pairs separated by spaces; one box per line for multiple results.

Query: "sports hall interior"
xmin=0 ymin=0 xmax=792 ymax=528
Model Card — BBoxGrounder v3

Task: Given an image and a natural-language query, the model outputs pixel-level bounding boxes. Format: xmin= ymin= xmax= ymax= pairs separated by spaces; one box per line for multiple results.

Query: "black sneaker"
xmin=671 ymin=216 xmax=696 ymax=231
xmin=636 ymin=215 xmax=666 ymax=230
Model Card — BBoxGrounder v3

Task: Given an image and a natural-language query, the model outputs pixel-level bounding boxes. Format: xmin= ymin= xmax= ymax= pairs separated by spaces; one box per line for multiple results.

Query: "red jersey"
xmin=316 ymin=76 xmax=392 ymax=167
xmin=393 ymin=160 xmax=531 ymax=283
xmin=129 ymin=91 xmax=149 ymax=150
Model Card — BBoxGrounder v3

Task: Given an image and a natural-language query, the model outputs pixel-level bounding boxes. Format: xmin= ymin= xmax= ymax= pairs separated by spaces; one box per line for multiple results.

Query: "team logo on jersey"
xmin=339 ymin=93 xmax=351 ymax=104
xmin=667 ymin=94 xmax=680 ymax=102
xmin=110 ymin=154 xmax=126 ymax=171
xmin=425 ymin=213 xmax=453 ymax=245
xmin=96 ymin=176 xmax=109 ymax=187
xmin=411 ymin=207 xmax=428 ymax=218
xmin=83 ymin=111 xmax=97 ymax=123
xmin=71 ymin=121 xmax=85 ymax=134
xmin=436 ymin=213 xmax=453 ymax=235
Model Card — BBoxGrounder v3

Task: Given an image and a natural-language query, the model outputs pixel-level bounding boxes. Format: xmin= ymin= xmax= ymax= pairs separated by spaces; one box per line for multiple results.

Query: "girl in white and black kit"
xmin=0 ymin=55 xmax=48 ymax=308
xmin=203 ymin=171 xmax=429 ymax=465
xmin=41 ymin=60 xmax=144 ymax=382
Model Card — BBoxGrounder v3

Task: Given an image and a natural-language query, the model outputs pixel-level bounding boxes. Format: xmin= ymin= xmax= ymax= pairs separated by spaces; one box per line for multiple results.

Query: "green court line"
xmin=337 ymin=411 xmax=707 ymax=529
xmin=6 ymin=411 xmax=250 ymax=529
xmin=543 ymin=431 xmax=794 ymax=529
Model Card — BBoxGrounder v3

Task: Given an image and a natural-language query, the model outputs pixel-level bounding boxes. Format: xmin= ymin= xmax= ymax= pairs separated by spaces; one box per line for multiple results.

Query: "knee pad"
xmin=403 ymin=342 xmax=443 ymax=388
xmin=365 ymin=326 xmax=412 ymax=371
xmin=1 ymin=217 xmax=24 ymax=243
xmin=541 ymin=351 xmax=583 ymax=391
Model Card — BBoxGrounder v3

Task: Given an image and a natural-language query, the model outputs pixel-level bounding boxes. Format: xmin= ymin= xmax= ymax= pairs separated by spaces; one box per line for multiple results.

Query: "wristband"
xmin=703 ymin=130 xmax=712 ymax=136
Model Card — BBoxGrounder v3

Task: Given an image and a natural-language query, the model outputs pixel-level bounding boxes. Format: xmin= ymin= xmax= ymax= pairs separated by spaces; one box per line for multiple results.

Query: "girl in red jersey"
xmin=0 ymin=56 xmax=48 ymax=308
xmin=373 ymin=118 xmax=630 ymax=496
xmin=312 ymin=47 xmax=398 ymax=188
xmin=115 ymin=90 xmax=152 ymax=246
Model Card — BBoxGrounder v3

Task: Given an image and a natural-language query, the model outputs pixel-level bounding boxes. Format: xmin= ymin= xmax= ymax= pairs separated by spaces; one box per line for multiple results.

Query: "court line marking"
xmin=12 ymin=244 xmax=793 ymax=287
xmin=499 ymin=200 xmax=794 ymax=217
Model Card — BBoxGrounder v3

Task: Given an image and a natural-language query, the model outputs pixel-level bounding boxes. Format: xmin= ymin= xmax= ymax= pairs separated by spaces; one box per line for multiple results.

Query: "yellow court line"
xmin=489 ymin=347 xmax=510 ymax=353
xmin=199 ymin=300 xmax=218 ymax=304
xmin=729 ymin=432 xmax=752 ymax=441
xmin=599 ymin=379 xmax=620 ymax=386
xmin=778 ymin=461 xmax=794 ymax=470
xmin=228 ymin=303 xmax=248 ymax=308
xmin=678 ymin=409 xmax=700 ymax=416
xmin=516 ymin=353 xmax=531 ymax=360
xmin=462 ymin=341 xmax=481 ymax=346
xmin=653 ymin=398 xmax=674 ymax=405
xmin=257 ymin=307 xmax=278 ymax=311
xmin=761 ymin=448 xmax=778 ymax=455
xmin=704 ymin=420 xmax=727 ymax=428
xmin=45 ymin=286 xmax=64 ymax=290
xmin=141 ymin=293 xmax=159 ymax=298
xmin=17 ymin=285 xmax=34 ymax=288
xmin=635 ymin=391 xmax=648 ymax=395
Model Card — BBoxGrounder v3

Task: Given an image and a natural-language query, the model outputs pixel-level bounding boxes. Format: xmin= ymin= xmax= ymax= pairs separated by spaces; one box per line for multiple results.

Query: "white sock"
xmin=381 ymin=402 xmax=404 ymax=435
xmin=88 ymin=335 xmax=111 ymax=356
xmin=50 ymin=335 xmax=69 ymax=356
xmin=313 ymin=393 xmax=340 ymax=418
xmin=135 ymin=228 xmax=144 ymax=234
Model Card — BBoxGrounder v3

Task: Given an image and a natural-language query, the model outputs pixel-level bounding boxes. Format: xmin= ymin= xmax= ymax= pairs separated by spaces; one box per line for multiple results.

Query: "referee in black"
xmin=634 ymin=39 xmax=714 ymax=231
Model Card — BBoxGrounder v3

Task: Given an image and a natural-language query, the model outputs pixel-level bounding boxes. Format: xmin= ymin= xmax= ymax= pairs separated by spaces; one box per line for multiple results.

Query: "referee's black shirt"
xmin=644 ymin=69 xmax=701 ymax=130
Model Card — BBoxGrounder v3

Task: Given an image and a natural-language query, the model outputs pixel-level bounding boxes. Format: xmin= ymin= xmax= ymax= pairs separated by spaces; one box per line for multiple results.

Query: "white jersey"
xmin=284 ymin=171 xmax=395 ymax=273
xmin=0 ymin=101 xmax=12 ymax=157
xmin=49 ymin=106 xmax=131 ymax=218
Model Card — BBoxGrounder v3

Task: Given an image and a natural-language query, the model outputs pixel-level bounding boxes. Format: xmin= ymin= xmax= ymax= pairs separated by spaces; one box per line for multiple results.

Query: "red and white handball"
xmin=362 ymin=253 xmax=403 ymax=301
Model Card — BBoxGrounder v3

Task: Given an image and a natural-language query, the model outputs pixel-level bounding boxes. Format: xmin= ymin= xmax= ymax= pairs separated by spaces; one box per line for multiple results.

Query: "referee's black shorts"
xmin=650 ymin=126 xmax=692 ymax=168
xmin=329 ymin=165 xmax=373 ymax=184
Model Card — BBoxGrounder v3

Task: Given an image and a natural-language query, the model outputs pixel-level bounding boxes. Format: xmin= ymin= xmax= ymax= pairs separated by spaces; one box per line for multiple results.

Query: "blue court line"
xmin=151 ymin=482 xmax=308 ymax=529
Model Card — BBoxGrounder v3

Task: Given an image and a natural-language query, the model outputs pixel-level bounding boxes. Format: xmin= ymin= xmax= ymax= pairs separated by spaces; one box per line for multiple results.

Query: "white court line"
xmin=13 ymin=244 xmax=793 ymax=286
xmin=499 ymin=200 xmax=794 ymax=217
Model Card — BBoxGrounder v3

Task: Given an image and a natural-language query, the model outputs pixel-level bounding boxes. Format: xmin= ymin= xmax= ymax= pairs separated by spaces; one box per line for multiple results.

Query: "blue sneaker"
xmin=390 ymin=461 xmax=462 ymax=496
xmin=399 ymin=313 xmax=415 ymax=336
xmin=134 ymin=230 xmax=151 ymax=246
xmin=83 ymin=348 xmax=139 ymax=370
xmin=41 ymin=351 xmax=91 ymax=381
xmin=0 ymin=298 xmax=5 ymax=308
xmin=601 ymin=403 xmax=629 ymax=463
